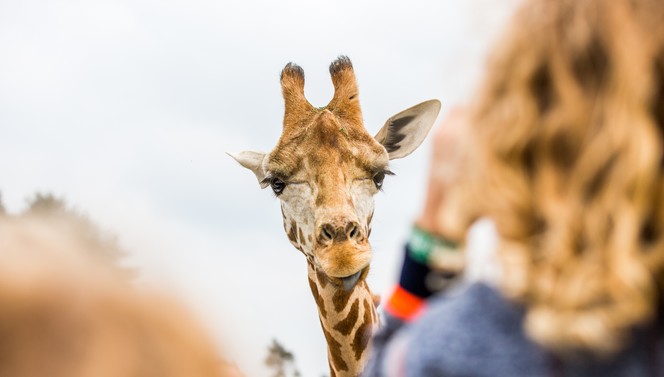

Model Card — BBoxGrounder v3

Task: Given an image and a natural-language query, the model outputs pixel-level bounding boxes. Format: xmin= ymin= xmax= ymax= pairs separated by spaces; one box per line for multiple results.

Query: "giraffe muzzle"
xmin=314 ymin=240 xmax=371 ymax=280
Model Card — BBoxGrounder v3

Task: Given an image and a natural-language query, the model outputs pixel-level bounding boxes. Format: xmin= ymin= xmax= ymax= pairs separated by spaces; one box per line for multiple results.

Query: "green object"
xmin=408 ymin=226 xmax=463 ymax=271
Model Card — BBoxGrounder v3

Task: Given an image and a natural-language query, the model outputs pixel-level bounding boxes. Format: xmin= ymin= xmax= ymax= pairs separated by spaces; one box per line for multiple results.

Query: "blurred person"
xmin=0 ymin=215 xmax=241 ymax=377
xmin=365 ymin=0 xmax=664 ymax=375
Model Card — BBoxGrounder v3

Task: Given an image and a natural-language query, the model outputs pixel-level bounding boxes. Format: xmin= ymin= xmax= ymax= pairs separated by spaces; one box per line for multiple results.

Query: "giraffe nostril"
xmin=346 ymin=222 xmax=360 ymax=241
xmin=319 ymin=221 xmax=362 ymax=243
xmin=320 ymin=224 xmax=335 ymax=241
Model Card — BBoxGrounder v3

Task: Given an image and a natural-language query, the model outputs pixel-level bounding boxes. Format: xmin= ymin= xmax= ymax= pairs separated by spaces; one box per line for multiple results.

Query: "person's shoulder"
xmin=408 ymin=282 xmax=523 ymax=345
xmin=416 ymin=282 xmax=520 ymax=332
xmin=403 ymin=282 xmax=549 ymax=377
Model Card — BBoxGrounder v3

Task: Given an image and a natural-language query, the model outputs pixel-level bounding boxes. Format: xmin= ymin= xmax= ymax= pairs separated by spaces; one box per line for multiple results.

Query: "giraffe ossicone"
xmin=230 ymin=56 xmax=440 ymax=376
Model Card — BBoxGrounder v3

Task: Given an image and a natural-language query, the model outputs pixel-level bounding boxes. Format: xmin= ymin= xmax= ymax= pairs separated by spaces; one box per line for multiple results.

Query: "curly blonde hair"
xmin=465 ymin=0 xmax=664 ymax=356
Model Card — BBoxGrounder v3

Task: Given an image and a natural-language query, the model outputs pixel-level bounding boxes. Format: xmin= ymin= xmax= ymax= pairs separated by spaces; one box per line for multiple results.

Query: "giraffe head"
xmin=231 ymin=56 xmax=439 ymax=291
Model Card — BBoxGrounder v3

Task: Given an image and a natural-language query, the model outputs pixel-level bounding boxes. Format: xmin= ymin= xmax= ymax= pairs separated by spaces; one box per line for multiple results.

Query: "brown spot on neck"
xmin=316 ymin=268 xmax=329 ymax=289
xmin=351 ymin=299 xmax=374 ymax=361
xmin=323 ymin=325 xmax=349 ymax=372
xmin=333 ymin=299 xmax=360 ymax=336
xmin=308 ymin=278 xmax=327 ymax=318
xmin=287 ymin=220 xmax=298 ymax=244
xmin=298 ymin=227 xmax=305 ymax=245
xmin=332 ymin=285 xmax=353 ymax=313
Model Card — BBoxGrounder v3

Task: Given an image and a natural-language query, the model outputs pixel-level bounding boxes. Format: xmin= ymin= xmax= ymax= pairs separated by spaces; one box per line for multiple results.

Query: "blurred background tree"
xmin=0 ymin=193 xmax=5 ymax=216
xmin=0 ymin=191 xmax=136 ymax=281
xmin=265 ymin=339 xmax=301 ymax=377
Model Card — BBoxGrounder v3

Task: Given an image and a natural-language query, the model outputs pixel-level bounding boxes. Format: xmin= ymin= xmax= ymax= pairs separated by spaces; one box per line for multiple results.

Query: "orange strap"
xmin=385 ymin=285 xmax=426 ymax=322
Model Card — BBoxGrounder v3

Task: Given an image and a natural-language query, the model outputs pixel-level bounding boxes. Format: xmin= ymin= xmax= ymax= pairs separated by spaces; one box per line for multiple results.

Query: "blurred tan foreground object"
xmin=0 ymin=216 xmax=241 ymax=377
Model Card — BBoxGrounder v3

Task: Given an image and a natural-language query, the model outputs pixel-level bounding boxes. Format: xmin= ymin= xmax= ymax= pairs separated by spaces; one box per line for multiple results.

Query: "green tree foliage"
xmin=265 ymin=339 xmax=301 ymax=377
xmin=25 ymin=192 xmax=67 ymax=214
xmin=22 ymin=192 xmax=136 ymax=281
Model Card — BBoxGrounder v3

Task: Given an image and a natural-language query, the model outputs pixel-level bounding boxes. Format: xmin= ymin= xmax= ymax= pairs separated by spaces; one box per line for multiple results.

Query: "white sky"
xmin=0 ymin=1 xmax=520 ymax=376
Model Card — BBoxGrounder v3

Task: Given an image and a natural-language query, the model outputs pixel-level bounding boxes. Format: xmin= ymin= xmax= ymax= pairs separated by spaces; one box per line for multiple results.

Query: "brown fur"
xmin=287 ymin=220 xmax=298 ymax=244
xmin=327 ymin=56 xmax=363 ymax=127
xmin=333 ymin=299 xmax=360 ymax=336
xmin=316 ymin=268 xmax=329 ymax=288
xmin=322 ymin=325 xmax=349 ymax=373
xmin=271 ymin=58 xmax=387 ymax=281
xmin=298 ymin=227 xmax=305 ymax=245
xmin=309 ymin=277 xmax=328 ymax=318
xmin=271 ymin=57 xmax=386 ymax=377
xmin=332 ymin=283 xmax=355 ymax=313
xmin=351 ymin=300 xmax=373 ymax=361
xmin=280 ymin=63 xmax=315 ymax=132
xmin=308 ymin=262 xmax=377 ymax=377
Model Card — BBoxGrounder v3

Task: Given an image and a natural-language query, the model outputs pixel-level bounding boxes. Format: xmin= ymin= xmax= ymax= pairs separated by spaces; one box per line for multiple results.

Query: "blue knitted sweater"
xmin=364 ymin=282 xmax=662 ymax=377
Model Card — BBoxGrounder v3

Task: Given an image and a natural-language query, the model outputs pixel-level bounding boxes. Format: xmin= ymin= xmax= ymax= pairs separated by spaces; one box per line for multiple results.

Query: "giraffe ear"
xmin=374 ymin=99 xmax=441 ymax=160
xmin=228 ymin=151 xmax=269 ymax=188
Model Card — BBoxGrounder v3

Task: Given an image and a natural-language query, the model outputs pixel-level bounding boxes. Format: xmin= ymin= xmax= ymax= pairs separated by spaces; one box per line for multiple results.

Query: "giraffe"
xmin=230 ymin=56 xmax=440 ymax=376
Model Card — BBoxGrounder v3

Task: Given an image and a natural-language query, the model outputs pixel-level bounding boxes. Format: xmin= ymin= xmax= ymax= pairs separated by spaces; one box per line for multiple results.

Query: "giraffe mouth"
xmin=341 ymin=271 xmax=362 ymax=291
xmin=334 ymin=265 xmax=369 ymax=291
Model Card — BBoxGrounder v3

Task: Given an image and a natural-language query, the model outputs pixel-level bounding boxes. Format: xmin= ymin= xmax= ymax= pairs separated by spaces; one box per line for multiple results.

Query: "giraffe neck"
xmin=307 ymin=261 xmax=379 ymax=377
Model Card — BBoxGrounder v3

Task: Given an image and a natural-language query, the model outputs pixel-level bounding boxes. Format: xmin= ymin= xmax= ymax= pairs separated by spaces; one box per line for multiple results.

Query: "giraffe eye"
xmin=270 ymin=177 xmax=286 ymax=195
xmin=372 ymin=172 xmax=385 ymax=189
xmin=371 ymin=170 xmax=394 ymax=190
